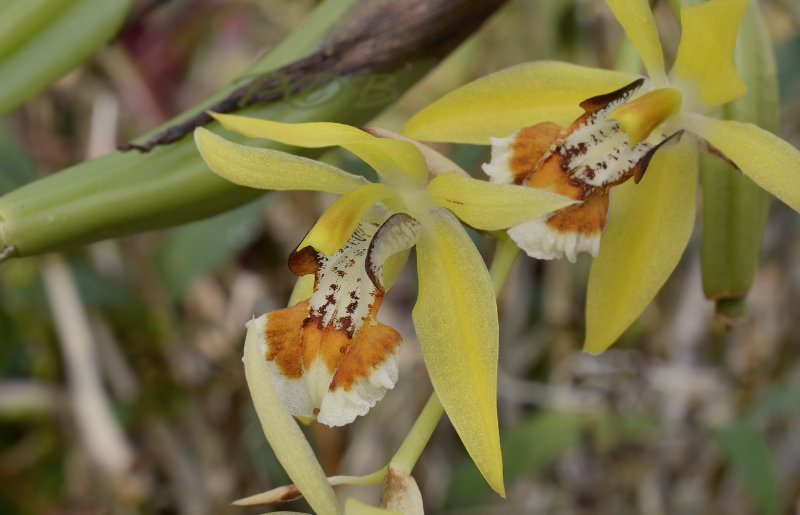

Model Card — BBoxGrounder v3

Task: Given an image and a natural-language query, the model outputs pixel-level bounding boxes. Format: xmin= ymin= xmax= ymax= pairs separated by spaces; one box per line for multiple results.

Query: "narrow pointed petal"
xmin=195 ymin=127 xmax=367 ymax=193
xmin=298 ymin=183 xmax=401 ymax=256
xmin=211 ymin=112 xmax=427 ymax=185
xmin=585 ymin=140 xmax=698 ymax=354
xmin=672 ymin=0 xmax=748 ymax=107
xmin=401 ymin=62 xmax=636 ymax=144
xmin=242 ymin=316 xmax=340 ymax=515
xmin=604 ymin=0 xmax=667 ymax=85
xmin=426 ymin=173 xmax=577 ymax=231
xmin=412 ymin=208 xmax=504 ymax=495
xmin=688 ymin=115 xmax=800 ymax=214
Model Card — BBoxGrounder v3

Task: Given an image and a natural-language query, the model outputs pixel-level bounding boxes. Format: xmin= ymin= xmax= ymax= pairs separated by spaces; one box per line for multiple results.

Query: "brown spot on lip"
xmin=503 ymin=78 xmax=666 ymax=239
xmin=288 ymin=246 xmax=322 ymax=277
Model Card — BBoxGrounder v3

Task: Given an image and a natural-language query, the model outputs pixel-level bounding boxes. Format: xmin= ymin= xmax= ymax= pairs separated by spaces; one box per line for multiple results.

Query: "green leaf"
xmin=744 ymin=384 xmax=800 ymax=423
xmin=0 ymin=0 xmax=133 ymax=116
xmin=715 ymin=421 xmax=781 ymax=515
xmin=0 ymin=125 xmax=38 ymax=193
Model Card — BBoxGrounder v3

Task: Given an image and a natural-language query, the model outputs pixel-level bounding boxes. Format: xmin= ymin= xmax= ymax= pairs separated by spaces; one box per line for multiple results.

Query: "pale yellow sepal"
xmin=287 ymin=275 xmax=315 ymax=307
xmin=242 ymin=317 xmax=340 ymax=515
xmin=426 ymin=173 xmax=577 ymax=231
xmin=672 ymin=0 xmax=747 ymax=108
xmin=401 ymin=61 xmax=636 ymax=144
xmin=194 ymin=127 xmax=367 ymax=194
xmin=412 ymin=208 xmax=504 ymax=496
xmin=688 ymin=114 xmax=800 ymax=214
xmin=211 ymin=112 xmax=427 ymax=186
xmin=344 ymin=498 xmax=402 ymax=515
xmin=608 ymin=87 xmax=682 ymax=145
xmin=604 ymin=0 xmax=667 ymax=85
xmin=585 ymin=140 xmax=698 ymax=354
xmin=298 ymin=183 xmax=400 ymax=256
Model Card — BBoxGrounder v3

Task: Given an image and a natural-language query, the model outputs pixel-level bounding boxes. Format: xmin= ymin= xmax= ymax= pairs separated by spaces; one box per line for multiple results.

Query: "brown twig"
xmin=119 ymin=0 xmax=507 ymax=152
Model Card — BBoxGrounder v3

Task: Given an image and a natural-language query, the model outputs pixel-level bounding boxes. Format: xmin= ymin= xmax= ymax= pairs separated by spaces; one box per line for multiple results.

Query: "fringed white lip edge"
xmin=508 ymin=216 xmax=600 ymax=263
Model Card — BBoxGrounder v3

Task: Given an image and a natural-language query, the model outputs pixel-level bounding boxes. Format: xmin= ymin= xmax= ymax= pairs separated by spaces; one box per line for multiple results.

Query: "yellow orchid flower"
xmin=401 ymin=0 xmax=800 ymax=355
xmin=194 ymin=113 xmax=576 ymax=495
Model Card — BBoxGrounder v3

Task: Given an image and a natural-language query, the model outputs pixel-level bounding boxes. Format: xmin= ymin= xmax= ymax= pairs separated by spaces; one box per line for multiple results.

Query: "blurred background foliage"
xmin=1 ymin=0 xmax=800 ymax=513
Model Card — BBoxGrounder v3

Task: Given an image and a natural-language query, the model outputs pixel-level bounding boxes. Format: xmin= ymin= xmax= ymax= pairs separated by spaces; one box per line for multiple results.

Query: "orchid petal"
xmin=604 ymin=0 xmax=667 ymax=85
xmin=426 ymin=173 xmax=577 ymax=231
xmin=242 ymin=316 xmax=340 ymax=515
xmin=672 ymin=0 xmax=747 ymax=108
xmin=401 ymin=62 xmax=636 ymax=144
xmin=212 ymin=112 xmax=427 ymax=186
xmin=412 ymin=208 xmax=504 ymax=495
xmin=585 ymin=140 xmax=698 ymax=354
xmin=288 ymin=274 xmax=315 ymax=307
xmin=271 ymin=218 xmax=417 ymax=427
xmin=688 ymin=114 xmax=800 ymax=214
xmin=195 ymin=127 xmax=366 ymax=193
xmin=298 ymin=183 xmax=401 ymax=256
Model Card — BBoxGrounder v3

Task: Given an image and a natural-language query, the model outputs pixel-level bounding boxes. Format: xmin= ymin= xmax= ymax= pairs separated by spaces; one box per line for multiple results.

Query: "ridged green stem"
xmin=700 ymin=1 xmax=778 ymax=319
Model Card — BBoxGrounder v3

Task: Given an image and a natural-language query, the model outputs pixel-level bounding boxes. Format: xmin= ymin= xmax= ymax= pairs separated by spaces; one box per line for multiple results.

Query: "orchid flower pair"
xmin=195 ymin=114 xmax=575 ymax=494
xmin=402 ymin=0 xmax=800 ymax=354
xmin=193 ymin=0 xmax=800 ymax=508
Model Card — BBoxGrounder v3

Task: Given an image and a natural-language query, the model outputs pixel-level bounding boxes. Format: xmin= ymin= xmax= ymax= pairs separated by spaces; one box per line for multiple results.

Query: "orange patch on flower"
xmin=495 ymin=79 xmax=671 ymax=250
xmin=264 ymin=299 xmax=402 ymax=392
xmin=545 ymin=188 xmax=611 ymax=237
xmin=330 ymin=322 xmax=402 ymax=391
xmin=255 ymin=215 xmax=418 ymax=426
xmin=264 ymin=302 xmax=307 ymax=378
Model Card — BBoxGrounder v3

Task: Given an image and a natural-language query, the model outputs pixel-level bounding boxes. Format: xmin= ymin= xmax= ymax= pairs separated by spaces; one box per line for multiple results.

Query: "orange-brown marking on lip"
xmin=264 ymin=301 xmax=308 ymax=379
xmin=300 ymin=322 xmax=351 ymax=374
xmin=503 ymin=79 xmax=664 ymax=238
xmin=509 ymin=122 xmax=564 ymax=184
xmin=545 ymin=188 xmax=610 ymax=236
xmin=329 ymin=322 xmax=402 ymax=392
xmin=288 ymin=246 xmax=322 ymax=277
xmin=264 ymin=280 xmax=398 ymax=392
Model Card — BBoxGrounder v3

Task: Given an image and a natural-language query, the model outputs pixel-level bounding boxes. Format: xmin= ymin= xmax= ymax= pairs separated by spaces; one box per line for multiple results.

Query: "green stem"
xmin=389 ymin=392 xmax=445 ymax=474
xmin=328 ymin=467 xmax=388 ymax=486
xmin=388 ymin=234 xmax=518 ymax=475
